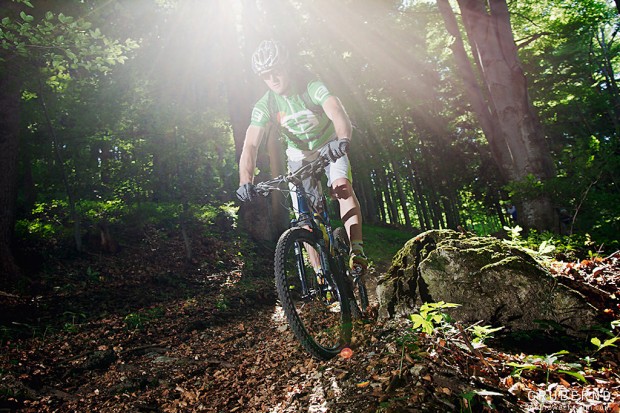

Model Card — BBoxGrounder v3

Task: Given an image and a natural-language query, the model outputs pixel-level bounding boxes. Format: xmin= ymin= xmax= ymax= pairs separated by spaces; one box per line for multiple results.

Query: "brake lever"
xmin=255 ymin=186 xmax=270 ymax=197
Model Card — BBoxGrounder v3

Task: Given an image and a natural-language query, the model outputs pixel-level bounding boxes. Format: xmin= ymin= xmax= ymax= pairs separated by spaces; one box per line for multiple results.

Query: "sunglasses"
xmin=260 ymin=68 xmax=286 ymax=81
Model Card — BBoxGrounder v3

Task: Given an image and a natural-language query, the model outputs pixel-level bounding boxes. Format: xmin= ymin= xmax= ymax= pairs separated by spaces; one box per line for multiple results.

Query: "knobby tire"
xmin=274 ymin=227 xmax=352 ymax=360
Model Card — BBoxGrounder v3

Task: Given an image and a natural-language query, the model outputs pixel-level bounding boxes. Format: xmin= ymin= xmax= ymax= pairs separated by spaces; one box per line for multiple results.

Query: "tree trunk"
xmin=437 ymin=0 xmax=557 ymax=232
xmin=221 ymin=1 xmax=289 ymax=242
xmin=596 ymin=28 xmax=620 ymax=135
xmin=265 ymin=126 xmax=289 ymax=238
xmin=40 ymin=83 xmax=82 ymax=252
xmin=409 ymin=180 xmax=427 ymax=231
xmin=389 ymin=160 xmax=412 ymax=229
xmin=0 ymin=62 xmax=22 ymax=283
xmin=354 ymin=157 xmax=378 ymax=225
xmin=372 ymin=170 xmax=386 ymax=224
xmin=384 ymin=169 xmax=400 ymax=225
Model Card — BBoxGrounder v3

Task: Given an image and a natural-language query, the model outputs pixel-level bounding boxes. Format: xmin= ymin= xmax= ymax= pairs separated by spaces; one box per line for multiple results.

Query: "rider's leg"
xmin=331 ymin=178 xmax=362 ymax=243
xmin=326 ymin=155 xmax=367 ymax=269
xmin=305 ymin=242 xmax=321 ymax=272
xmin=331 ymin=178 xmax=367 ymax=269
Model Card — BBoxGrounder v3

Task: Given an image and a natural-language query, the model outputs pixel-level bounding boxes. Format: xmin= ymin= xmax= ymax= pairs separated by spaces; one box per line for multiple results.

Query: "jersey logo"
xmin=282 ymin=109 xmax=320 ymax=134
xmin=251 ymin=107 xmax=267 ymax=124
xmin=313 ymin=85 xmax=329 ymax=102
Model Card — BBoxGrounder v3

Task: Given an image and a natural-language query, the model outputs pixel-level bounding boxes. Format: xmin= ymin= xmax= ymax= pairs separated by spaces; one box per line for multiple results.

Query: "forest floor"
xmin=1 ymin=224 xmax=619 ymax=413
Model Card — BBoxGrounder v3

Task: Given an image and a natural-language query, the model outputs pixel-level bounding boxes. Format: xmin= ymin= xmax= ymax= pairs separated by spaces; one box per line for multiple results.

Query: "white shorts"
xmin=286 ymin=149 xmax=352 ymax=213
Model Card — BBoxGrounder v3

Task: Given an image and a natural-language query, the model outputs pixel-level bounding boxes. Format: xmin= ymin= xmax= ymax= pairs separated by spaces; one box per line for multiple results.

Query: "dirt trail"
xmin=2 ymin=230 xmax=619 ymax=412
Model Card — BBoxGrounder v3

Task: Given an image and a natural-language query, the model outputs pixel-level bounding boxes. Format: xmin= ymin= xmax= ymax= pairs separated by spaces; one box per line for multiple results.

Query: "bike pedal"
xmin=351 ymin=265 xmax=364 ymax=278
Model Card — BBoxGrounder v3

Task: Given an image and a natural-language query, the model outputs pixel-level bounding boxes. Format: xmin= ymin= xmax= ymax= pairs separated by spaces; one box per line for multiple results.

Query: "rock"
xmin=377 ymin=230 xmax=598 ymax=334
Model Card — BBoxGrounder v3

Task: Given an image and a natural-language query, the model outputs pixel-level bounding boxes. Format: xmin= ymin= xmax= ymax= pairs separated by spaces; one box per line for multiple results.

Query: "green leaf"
xmin=410 ymin=314 xmax=434 ymax=334
xmin=591 ymin=337 xmax=602 ymax=348
xmin=506 ymin=362 xmax=538 ymax=369
xmin=45 ymin=11 xmax=54 ymax=20
xmin=19 ymin=11 xmax=34 ymax=22
xmin=558 ymin=370 xmax=587 ymax=383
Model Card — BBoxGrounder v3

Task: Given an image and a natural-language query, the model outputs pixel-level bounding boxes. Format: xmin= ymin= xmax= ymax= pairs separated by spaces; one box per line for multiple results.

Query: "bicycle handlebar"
xmin=254 ymin=155 xmax=331 ymax=197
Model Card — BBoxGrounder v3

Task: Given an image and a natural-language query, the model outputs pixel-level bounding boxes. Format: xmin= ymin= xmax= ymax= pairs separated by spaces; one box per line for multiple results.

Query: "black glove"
xmin=236 ymin=183 xmax=257 ymax=202
xmin=319 ymin=138 xmax=350 ymax=163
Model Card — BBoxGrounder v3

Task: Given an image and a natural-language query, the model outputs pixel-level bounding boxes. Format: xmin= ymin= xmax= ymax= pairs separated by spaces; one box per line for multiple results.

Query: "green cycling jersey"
xmin=250 ymin=80 xmax=336 ymax=152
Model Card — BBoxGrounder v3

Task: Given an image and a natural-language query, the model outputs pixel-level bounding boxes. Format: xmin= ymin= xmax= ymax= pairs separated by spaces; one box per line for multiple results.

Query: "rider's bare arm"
xmin=239 ymin=125 xmax=266 ymax=185
xmin=322 ymin=96 xmax=353 ymax=141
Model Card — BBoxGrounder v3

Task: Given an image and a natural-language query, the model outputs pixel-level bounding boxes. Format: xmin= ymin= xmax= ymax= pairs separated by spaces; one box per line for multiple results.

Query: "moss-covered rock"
xmin=377 ymin=230 xmax=597 ymax=334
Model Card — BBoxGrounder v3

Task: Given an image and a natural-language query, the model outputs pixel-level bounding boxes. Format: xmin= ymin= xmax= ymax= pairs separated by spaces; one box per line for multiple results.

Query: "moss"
xmin=389 ymin=228 xmax=545 ymax=281
xmin=480 ymin=256 xmax=522 ymax=272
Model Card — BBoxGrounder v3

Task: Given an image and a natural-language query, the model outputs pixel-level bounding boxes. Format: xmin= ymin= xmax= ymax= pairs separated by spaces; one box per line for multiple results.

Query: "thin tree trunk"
xmin=407 ymin=161 xmax=430 ymax=230
xmin=375 ymin=168 xmax=392 ymax=224
xmin=372 ymin=170 xmax=386 ymax=224
xmin=0 ymin=61 xmax=22 ymax=282
xmin=39 ymin=82 xmax=82 ymax=252
xmin=355 ymin=160 xmax=378 ymax=225
xmin=266 ymin=125 xmax=289 ymax=239
xmin=596 ymin=28 xmax=620 ymax=135
xmin=409 ymin=175 xmax=426 ymax=231
xmin=389 ymin=160 xmax=412 ymax=229
xmin=385 ymin=171 xmax=399 ymax=225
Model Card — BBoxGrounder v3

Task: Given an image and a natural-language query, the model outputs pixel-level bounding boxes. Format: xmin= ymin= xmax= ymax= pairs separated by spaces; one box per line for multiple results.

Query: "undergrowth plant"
xmin=506 ymin=350 xmax=587 ymax=384
xmin=469 ymin=324 xmax=504 ymax=346
xmin=590 ymin=320 xmax=620 ymax=354
xmin=502 ymin=225 xmax=613 ymax=261
xmin=410 ymin=301 xmax=461 ymax=335
xmin=502 ymin=225 xmax=556 ymax=261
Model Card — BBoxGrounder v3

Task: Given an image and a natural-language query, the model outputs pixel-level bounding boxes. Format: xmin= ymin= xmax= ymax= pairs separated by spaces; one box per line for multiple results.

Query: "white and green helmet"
xmin=251 ymin=40 xmax=289 ymax=75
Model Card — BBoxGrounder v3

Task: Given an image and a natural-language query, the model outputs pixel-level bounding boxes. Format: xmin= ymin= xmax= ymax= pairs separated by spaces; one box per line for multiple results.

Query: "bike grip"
xmin=254 ymin=185 xmax=268 ymax=196
xmin=339 ymin=139 xmax=350 ymax=153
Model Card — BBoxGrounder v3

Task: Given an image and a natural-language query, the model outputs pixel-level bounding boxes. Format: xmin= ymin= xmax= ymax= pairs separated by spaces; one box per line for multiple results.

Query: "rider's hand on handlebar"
xmin=319 ymin=138 xmax=350 ymax=163
xmin=236 ymin=183 xmax=257 ymax=202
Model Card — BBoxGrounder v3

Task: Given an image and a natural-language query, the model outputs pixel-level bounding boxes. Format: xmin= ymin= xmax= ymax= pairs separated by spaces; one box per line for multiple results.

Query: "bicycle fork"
xmin=293 ymin=240 xmax=337 ymax=301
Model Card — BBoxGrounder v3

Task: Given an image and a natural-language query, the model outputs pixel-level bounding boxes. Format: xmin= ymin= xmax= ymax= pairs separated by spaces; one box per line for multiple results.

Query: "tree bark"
xmin=389 ymin=159 xmax=412 ymax=229
xmin=0 ymin=61 xmax=22 ymax=282
xmin=596 ymin=28 xmax=620 ymax=135
xmin=372 ymin=170 xmax=386 ymax=224
xmin=353 ymin=153 xmax=378 ymax=225
xmin=437 ymin=0 xmax=557 ymax=232
xmin=221 ymin=0 xmax=290 ymax=242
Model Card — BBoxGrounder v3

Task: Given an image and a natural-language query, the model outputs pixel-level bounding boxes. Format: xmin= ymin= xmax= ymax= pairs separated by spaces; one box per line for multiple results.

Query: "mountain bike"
xmin=254 ymin=155 xmax=369 ymax=360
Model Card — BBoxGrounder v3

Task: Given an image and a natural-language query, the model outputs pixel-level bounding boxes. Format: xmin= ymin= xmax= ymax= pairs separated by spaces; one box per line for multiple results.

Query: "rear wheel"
xmin=274 ymin=227 xmax=352 ymax=360
xmin=334 ymin=227 xmax=369 ymax=312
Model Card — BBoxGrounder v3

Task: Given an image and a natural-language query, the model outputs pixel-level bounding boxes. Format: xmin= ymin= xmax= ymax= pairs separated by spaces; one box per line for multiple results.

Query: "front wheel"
xmin=274 ymin=227 xmax=352 ymax=360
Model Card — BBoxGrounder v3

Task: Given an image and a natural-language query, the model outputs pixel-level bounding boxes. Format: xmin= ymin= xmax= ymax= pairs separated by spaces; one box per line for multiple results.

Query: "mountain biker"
xmin=236 ymin=40 xmax=367 ymax=272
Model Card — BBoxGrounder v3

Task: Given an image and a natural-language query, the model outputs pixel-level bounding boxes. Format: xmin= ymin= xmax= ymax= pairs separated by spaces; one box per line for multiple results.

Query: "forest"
xmin=0 ymin=0 xmax=619 ymax=412
xmin=1 ymin=0 xmax=619 ymax=279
